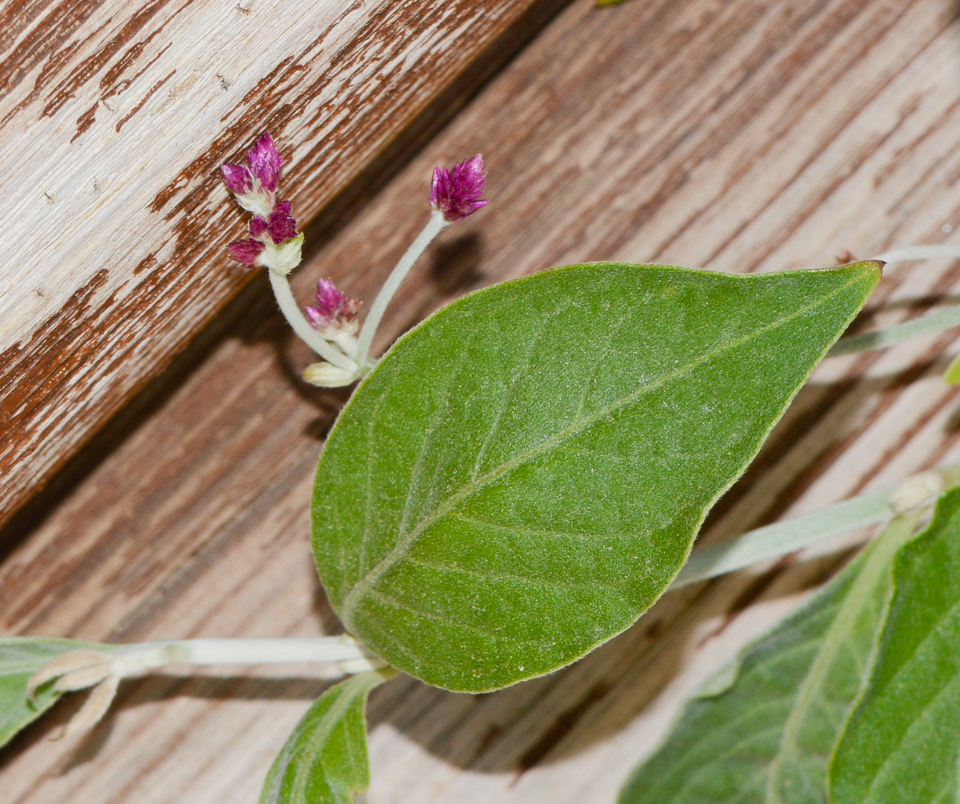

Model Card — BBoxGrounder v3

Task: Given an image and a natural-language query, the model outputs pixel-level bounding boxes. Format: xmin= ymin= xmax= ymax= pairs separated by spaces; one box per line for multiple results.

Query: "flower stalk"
xmin=222 ymin=139 xmax=488 ymax=387
xmin=671 ymin=462 xmax=960 ymax=588
xmin=353 ymin=210 xmax=448 ymax=370
xmin=825 ymin=243 xmax=960 ymax=366
xmin=353 ymin=155 xmax=489 ymax=371
xmin=267 ymin=270 xmax=358 ymax=372
xmin=828 ymin=304 xmax=960 ymax=357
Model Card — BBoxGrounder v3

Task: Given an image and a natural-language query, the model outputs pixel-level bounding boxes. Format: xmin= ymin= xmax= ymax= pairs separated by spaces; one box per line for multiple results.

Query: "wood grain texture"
xmin=0 ymin=0 xmax=565 ymax=529
xmin=6 ymin=0 xmax=960 ymax=801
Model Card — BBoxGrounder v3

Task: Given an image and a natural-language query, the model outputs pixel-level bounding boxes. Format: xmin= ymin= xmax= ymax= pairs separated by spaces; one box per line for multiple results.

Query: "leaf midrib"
xmin=339 ymin=272 xmax=866 ymax=630
xmin=859 ymin=593 xmax=960 ymax=802
xmin=282 ymin=674 xmax=373 ymax=803
xmin=763 ymin=514 xmax=911 ymax=802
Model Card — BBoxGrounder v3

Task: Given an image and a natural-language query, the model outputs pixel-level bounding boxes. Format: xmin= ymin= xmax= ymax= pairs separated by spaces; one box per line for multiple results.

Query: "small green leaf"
xmin=830 ymin=487 xmax=960 ymax=804
xmin=618 ymin=512 xmax=917 ymax=804
xmin=261 ymin=671 xmax=387 ymax=804
xmin=0 ymin=637 xmax=114 ymax=748
xmin=313 ymin=261 xmax=880 ymax=692
xmin=944 ymin=352 xmax=960 ymax=385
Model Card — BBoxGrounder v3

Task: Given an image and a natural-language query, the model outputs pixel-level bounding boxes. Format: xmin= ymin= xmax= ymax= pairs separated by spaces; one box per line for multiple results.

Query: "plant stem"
xmin=354 ymin=210 xmax=448 ymax=370
xmin=826 ymin=243 xmax=960 ymax=356
xmin=150 ymin=637 xmax=376 ymax=666
xmin=268 ymin=270 xmax=358 ymax=372
xmin=874 ymin=244 xmax=960 ymax=264
xmin=828 ymin=304 xmax=960 ymax=357
xmin=101 ymin=635 xmax=385 ymax=679
xmin=671 ymin=463 xmax=960 ymax=588
xmin=35 ymin=467 xmax=960 ymax=694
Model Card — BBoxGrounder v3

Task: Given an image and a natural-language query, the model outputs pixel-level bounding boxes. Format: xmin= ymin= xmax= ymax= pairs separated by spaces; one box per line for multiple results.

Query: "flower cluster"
xmin=221 ymin=136 xmax=489 ymax=389
xmin=306 ymin=279 xmax=362 ymax=338
xmin=222 ymin=133 xmax=304 ymax=276
xmin=302 ymin=278 xmax=364 ymax=388
xmin=430 ymin=154 xmax=488 ymax=222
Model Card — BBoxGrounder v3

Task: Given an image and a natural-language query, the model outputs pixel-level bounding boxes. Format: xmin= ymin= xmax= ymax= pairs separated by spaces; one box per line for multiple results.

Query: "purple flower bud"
xmin=305 ymin=278 xmax=362 ymax=334
xmin=430 ymin=154 xmax=488 ymax=222
xmin=221 ymin=163 xmax=252 ymax=194
xmin=267 ymin=200 xmax=297 ymax=244
xmin=247 ymin=202 xmax=297 ymax=245
xmin=227 ymin=238 xmax=265 ymax=267
xmin=247 ymin=132 xmax=282 ymax=193
xmin=249 ymin=216 xmax=268 ymax=239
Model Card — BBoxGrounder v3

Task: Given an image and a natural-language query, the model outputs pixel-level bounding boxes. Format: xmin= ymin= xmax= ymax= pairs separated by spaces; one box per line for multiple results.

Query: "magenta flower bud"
xmin=247 ymin=132 xmax=282 ymax=193
xmin=248 ymin=202 xmax=297 ymax=245
xmin=227 ymin=238 xmax=265 ymax=267
xmin=221 ymin=163 xmax=252 ymax=194
xmin=267 ymin=200 xmax=297 ymax=244
xmin=305 ymin=278 xmax=362 ymax=335
xmin=249 ymin=215 xmax=268 ymax=239
xmin=430 ymin=154 xmax=488 ymax=222
xmin=221 ymin=133 xmax=283 ymax=217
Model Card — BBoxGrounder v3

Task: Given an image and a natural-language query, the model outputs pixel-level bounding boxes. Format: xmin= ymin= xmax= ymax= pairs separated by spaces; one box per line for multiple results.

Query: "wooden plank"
xmin=5 ymin=0 xmax=960 ymax=801
xmin=0 ymin=0 xmax=566 ymax=528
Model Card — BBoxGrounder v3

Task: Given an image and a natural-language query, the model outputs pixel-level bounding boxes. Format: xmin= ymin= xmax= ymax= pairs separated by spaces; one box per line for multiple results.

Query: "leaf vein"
xmin=340 ymin=272 xmax=867 ymax=630
xmin=470 ymin=306 xmax=563 ymax=481
xmin=369 ymin=589 xmax=550 ymax=646
xmin=406 ymin=556 xmax=619 ymax=593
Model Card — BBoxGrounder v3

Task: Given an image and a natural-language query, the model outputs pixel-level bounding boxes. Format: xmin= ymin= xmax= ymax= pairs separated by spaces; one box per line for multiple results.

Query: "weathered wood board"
xmin=0 ymin=0 xmax=563 ymax=528
xmin=5 ymin=0 xmax=960 ymax=802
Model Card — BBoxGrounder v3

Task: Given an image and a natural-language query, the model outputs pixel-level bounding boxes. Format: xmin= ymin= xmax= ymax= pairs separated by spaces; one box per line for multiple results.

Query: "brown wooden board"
xmin=5 ymin=0 xmax=960 ymax=801
xmin=0 ymin=0 xmax=566 ymax=529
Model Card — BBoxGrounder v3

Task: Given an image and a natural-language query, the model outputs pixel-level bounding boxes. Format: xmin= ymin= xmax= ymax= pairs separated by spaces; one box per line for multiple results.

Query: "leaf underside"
xmin=830 ymin=487 xmax=960 ymax=804
xmin=260 ymin=671 xmax=384 ymax=804
xmin=312 ymin=261 xmax=881 ymax=692
xmin=0 ymin=637 xmax=115 ymax=749
xmin=619 ymin=512 xmax=917 ymax=804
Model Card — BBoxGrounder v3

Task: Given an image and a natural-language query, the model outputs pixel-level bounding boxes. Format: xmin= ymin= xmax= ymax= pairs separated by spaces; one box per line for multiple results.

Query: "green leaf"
xmin=0 ymin=637 xmax=113 ymax=748
xmin=312 ymin=261 xmax=881 ymax=692
xmin=830 ymin=487 xmax=960 ymax=803
xmin=944 ymin=352 xmax=960 ymax=385
xmin=618 ymin=511 xmax=917 ymax=804
xmin=260 ymin=671 xmax=387 ymax=804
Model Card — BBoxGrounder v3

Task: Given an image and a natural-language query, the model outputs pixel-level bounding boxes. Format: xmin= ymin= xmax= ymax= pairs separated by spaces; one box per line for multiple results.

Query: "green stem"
xmin=874 ymin=244 xmax=960 ymax=264
xmin=671 ymin=463 xmax=960 ymax=588
xmin=828 ymin=243 xmax=960 ymax=356
xmin=75 ymin=636 xmax=388 ymax=682
xmin=154 ymin=637 xmax=377 ymax=667
xmin=268 ymin=270 xmax=358 ymax=372
xmin=828 ymin=304 xmax=960 ymax=357
xmin=354 ymin=210 xmax=448 ymax=371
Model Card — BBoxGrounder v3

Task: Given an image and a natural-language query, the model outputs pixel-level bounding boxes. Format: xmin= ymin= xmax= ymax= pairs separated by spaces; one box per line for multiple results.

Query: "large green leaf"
xmin=312 ymin=261 xmax=881 ymax=692
xmin=618 ymin=512 xmax=917 ymax=804
xmin=260 ymin=671 xmax=387 ymax=804
xmin=0 ymin=637 xmax=114 ymax=748
xmin=830 ymin=487 xmax=960 ymax=803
